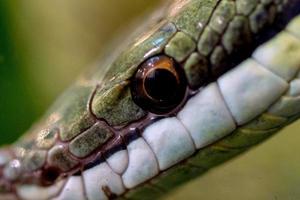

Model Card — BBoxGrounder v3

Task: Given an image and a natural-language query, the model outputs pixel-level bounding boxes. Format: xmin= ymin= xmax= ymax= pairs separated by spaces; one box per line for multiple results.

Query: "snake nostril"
xmin=40 ymin=166 xmax=60 ymax=186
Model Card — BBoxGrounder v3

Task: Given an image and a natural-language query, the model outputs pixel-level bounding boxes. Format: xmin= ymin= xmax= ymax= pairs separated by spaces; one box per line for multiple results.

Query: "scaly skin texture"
xmin=0 ymin=0 xmax=300 ymax=199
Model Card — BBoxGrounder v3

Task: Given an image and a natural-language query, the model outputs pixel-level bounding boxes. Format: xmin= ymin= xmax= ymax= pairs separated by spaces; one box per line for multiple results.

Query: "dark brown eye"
xmin=131 ymin=55 xmax=187 ymax=114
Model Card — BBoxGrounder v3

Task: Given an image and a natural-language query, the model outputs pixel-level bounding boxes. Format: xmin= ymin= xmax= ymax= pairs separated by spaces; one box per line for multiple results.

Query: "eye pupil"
xmin=131 ymin=55 xmax=187 ymax=114
xmin=145 ymin=69 xmax=178 ymax=102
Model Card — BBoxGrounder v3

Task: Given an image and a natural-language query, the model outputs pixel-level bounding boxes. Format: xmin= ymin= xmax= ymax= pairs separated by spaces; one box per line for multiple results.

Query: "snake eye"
xmin=131 ymin=55 xmax=187 ymax=114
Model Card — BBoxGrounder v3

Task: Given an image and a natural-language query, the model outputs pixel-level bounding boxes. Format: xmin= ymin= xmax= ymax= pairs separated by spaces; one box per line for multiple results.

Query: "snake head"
xmin=0 ymin=0 xmax=300 ymax=199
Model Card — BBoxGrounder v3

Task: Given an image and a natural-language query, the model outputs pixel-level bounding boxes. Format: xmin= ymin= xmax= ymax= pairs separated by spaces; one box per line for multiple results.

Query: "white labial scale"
xmin=289 ymin=79 xmax=300 ymax=96
xmin=268 ymin=78 xmax=300 ymax=118
xmin=53 ymin=176 xmax=85 ymax=200
xmin=17 ymin=179 xmax=66 ymax=200
xmin=252 ymin=32 xmax=300 ymax=81
xmin=122 ymin=138 xmax=159 ymax=189
xmin=106 ymin=150 xmax=129 ymax=174
xmin=142 ymin=117 xmax=195 ymax=170
xmin=178 ymin=83 xmax=236 ymax=149
xmin=287 ymin=15 xmax=300 ymax=38
xmin=83 ymin=162 xmax=125 ymax=200
xmin=268 ymin=95 xmax=300 ymax=117
xmin=218 ymin=59 xmax=288 ymax=125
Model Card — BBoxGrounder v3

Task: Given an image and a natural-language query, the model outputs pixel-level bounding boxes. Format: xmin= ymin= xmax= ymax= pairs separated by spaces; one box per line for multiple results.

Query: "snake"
xmin=0 ymin=0 xmax=300 ymax=199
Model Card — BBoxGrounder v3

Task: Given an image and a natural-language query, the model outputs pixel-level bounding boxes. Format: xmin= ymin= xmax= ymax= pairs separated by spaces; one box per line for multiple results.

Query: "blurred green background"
xmin=0 ymin=1 xmax=300 ymax=199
